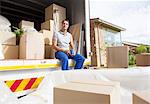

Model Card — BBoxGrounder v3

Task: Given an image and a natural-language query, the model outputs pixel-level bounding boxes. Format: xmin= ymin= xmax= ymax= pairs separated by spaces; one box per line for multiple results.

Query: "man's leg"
xmin=71 ymin=54 xmax=85 ymax=69
xmin=55 ymin=51 xmax=69 ymax=70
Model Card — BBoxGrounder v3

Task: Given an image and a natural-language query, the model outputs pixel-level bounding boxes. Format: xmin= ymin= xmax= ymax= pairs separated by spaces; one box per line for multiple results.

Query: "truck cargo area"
xmin=0 ymin=0 xmax=91 ymax=70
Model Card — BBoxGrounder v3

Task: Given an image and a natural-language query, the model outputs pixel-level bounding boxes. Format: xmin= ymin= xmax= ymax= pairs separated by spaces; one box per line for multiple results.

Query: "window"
xmin=103 ymin=28 xmax=122 ymax=47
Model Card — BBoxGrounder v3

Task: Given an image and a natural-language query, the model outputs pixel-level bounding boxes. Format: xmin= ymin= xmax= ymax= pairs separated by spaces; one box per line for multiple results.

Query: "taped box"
xmin=106 ymin=46 xmax=129 ymax=68
xmin=136 ymin=53 xmax=150 ymax=66
xmin=19 ymin=33 xmax=44 ymax=59
xmin=41 ymin=20 xmax=54 ymax=32
xmin=19 ymin=20 xmax=34 ymax=28
xmin=45 ymin=3 xmax=66 ymax=31
xmin=54 ymin=80 xmax=121 ymax=104
xmin=45 ymin=45 xmax=55 ymax=59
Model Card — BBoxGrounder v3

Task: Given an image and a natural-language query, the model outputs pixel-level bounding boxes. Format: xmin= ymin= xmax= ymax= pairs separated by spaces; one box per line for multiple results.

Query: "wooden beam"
xmin=2 ymin=12 xmax=41 ymax=22
xmin=0 ymin=5 xmax=42 ymax=19
xmin=26 ymin=0 xmax=45 ymax=7
xmin=1 ymin=0 xmax=44 ymax=13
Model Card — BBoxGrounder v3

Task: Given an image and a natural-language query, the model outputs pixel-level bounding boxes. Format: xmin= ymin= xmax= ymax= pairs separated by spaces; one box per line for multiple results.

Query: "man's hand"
xmin=64 ymin=50 xmax=69 ymax=55
xmin=63 ymin=50 xmax=74 ymax=57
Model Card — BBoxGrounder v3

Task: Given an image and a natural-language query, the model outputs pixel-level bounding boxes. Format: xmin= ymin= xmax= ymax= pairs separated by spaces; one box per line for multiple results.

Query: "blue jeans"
xmin=55 ymin=51 xmax=85 ymax=70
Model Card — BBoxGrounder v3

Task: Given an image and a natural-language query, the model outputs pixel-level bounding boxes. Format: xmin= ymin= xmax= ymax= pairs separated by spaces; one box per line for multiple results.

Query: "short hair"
xmin=62 ymin=19 xmax=69 ymax=24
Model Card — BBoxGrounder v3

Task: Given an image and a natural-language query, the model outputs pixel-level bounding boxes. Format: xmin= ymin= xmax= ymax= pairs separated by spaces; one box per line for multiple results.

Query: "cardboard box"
xmin=19 ymin=20 xmax=34 ymax=28
xmin=0 ymin=32 xmax=16 ymax=45
xmin=45 ymin=3 xmax=66 ymax=31
xmin=39 ymin=30 xmax=53 ymax=45
xmin=45 ymin=45 xmax=55 ymax=59
xmin=2 ymin=45 xmax=19 ymax=59
xmin=19 ymin=33 xmax=44 ymax=59
xmin=106 ymin=46 xmax=129 ymax=68
xmin=133 ymin=89 xmax=150 ymax=104
xmin=54 ymin=80 xmax=120 ymax=104
xmin=41 ymin=20 xmax=54 ymax=32
xmin=136 ymin=53 xmax=150 ymax=66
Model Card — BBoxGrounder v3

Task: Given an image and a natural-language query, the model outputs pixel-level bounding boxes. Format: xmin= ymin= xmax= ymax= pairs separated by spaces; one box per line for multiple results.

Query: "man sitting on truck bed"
xmin=52 ymin=19 xmax=85 ymax=70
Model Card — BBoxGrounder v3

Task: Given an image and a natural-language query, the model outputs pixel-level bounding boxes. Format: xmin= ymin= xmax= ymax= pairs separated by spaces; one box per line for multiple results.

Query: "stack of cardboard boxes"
xmin=1 ymin=3 xmax=67 ymax=60
xmin=40 ymin=3 xmax=66 ymax=59
xmin=19 ymin=20 xmax=44 ymax=59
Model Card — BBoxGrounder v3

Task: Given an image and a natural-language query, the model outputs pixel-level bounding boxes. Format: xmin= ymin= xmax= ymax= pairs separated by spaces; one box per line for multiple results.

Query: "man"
xmin=52 ymin=19 xmax=85 ymax=70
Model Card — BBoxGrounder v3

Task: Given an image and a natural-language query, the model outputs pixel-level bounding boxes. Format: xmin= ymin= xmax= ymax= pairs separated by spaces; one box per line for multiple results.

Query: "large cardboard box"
xmin=19 ymin=20 xmax=34 ymax=28
xmin=45 ymin=45 xmax=55 ymax=59
xmin=45 ymin=3 xmax=66 ymax=31
xmin=39 ymin=30 xmax=53 ymax=45
xmin=2 ymin=45 xmax=18 ymax=59
xmin=0 ymin=32 xmax=16 ymax=45
xmin=106 ymin=46 xmax=129 ymax=68
xmin=133 ymin=89 xmax=150 ymax=104
xmin=136 ymin=53 xmax=150 ymax=66
xmin=41 ymin=20 xmax=54 ymax=32
xmin=19 ymin=33 xmax=44 ymax=59
xmin=54 ymin=80 xmax=120 ymax=104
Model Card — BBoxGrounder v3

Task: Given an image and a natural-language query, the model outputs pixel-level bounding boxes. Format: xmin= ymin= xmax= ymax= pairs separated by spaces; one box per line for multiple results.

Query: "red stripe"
xmin=10 ymin=79 xmax=23 ymax=92
xmin=23 ymin=78 xmax=36 ymax=90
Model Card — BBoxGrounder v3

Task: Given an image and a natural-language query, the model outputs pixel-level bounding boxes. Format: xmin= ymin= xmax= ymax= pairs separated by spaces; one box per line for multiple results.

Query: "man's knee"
xmin=56 ymin=52 xmax=68 ymax=61
xmin=75 ymin=54 xmax=85 ymax=62
xmin=62 ymin=57 xmax=68 ymax=62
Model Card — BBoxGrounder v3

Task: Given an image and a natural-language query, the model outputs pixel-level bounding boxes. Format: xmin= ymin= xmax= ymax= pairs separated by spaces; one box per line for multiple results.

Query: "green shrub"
xmin=129 ymin=51 xmax=136 ymax=65
xmin=146 ymin=46 xmax=150 ymax=53
xmin=135 ymin=45 xmax=148 ymax=54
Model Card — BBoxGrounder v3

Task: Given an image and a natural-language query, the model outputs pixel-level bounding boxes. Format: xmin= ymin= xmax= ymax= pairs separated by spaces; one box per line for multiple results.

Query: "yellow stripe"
xmin=15 ymin=78 xmax=31 ymax=92
xmin=5 ymin=80 xmax=15 ymax=88
xmin=0 ymin=61 xmax=90 ymax=71
xmin=31 ymin=77 xmax=44 ymax=89
xmin=0 ymin=63 xmax=60 ymax=71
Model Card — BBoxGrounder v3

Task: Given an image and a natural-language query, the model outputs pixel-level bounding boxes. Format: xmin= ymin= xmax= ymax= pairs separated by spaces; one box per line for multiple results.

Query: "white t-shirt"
xmin=53 ymin=31 xmax=71 ymax=50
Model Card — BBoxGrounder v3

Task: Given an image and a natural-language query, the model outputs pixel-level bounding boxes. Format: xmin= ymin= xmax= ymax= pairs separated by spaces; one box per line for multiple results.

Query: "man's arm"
xmin=52 ymin=39 xmax=64 ymax=52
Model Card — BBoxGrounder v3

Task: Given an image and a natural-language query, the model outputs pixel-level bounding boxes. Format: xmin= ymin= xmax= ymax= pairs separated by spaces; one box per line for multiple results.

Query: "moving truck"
xmin=0 ymin=0 xmax=91 ymax=96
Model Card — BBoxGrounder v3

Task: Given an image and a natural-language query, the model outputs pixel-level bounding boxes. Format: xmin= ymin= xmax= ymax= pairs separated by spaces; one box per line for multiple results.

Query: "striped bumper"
xmin=5 ymin=77 xmax=44 ymax=92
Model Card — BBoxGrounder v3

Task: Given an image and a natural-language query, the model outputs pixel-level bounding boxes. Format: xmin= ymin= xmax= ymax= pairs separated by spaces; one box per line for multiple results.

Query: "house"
xmin=90 ymin=18 xmax=125 ymax=67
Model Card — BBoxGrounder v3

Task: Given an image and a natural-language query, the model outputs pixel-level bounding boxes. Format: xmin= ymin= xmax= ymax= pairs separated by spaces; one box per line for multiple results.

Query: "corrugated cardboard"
xmin=106 ymin=46 xmax=129 ymax=68
xmin=0 ymin=32 xmax=16 ymax=45
xmin=19 ymin=20 xmax=34 ymax=28
xmin=45 ymin=3 xmax=66 ymax=31
xmin=133 ymin=89 xmax=150 ymax=104
xmin=90 ymin=20 xmax=106 ymax=67
xmin=54 ymin=80 xmax=120 ymax=104
xmin=2 ymin=45 xmax=18 ymax=59
xmin=136 ymin=53 xmax=150 ymax=66
xmin=69 ymin=23 xmax=82 ymax=54
xmin=19 ymin=33 xmax=44 ymax=59
xmin=69 ymin=23 xmax=82 ymax=42
xmin=41 ymin=20 xmax=54 ymax=32
xmin=45 ymin=45 xmax=55 ymax=59
xmin=39 ymin=30 xmax=53 ymax=45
